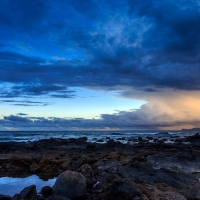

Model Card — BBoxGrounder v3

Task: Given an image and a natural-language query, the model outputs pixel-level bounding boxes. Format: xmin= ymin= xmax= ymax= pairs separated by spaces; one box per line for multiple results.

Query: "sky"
xmin=0 ymin=0 xmax=200 ymax=131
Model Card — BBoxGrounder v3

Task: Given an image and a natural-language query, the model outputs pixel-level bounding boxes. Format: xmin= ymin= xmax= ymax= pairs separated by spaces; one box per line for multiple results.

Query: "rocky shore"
xmin=0 ymin=133 xmax=200 ymax=199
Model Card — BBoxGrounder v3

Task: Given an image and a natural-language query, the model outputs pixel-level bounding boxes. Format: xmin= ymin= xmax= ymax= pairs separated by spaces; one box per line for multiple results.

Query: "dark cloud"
xmin=128 ymin=0 xmax=200 ymax=51
xmin=142 ymin=88 xmax=161 ymax=93
xmin=0 ymin=82 xmax=76 ymax=99
xmin=0 ymin=0 xmax=47 ymax=31
xmin=3 ymin=115 xmax=32 ymax=123
xmin=0 ymin=0 xmax=200 ymax=100
xmin=0 ymin=100 xmax=51 ymax=107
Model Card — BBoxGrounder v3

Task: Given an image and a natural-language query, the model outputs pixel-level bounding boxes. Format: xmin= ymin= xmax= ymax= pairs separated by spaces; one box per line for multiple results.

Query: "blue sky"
xmin=0 ymin=0 xmax=200 ymax=130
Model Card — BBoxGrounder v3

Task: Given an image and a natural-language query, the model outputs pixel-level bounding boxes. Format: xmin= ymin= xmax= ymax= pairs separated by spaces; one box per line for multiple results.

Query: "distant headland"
xmin=181 ymin=128 xmax=200 ymax=131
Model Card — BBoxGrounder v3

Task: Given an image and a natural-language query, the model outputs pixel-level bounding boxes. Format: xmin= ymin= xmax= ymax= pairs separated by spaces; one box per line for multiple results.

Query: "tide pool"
xmin=0 ymin=175 xmax=56 ymax=196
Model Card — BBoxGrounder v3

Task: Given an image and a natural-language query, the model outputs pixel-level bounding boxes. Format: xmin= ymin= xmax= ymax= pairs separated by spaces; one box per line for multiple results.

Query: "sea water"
xmin=0 ymin=130 xmax=181 ymax=143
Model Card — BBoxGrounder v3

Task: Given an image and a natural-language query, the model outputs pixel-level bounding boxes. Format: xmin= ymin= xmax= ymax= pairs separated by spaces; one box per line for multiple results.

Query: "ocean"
xmin=0 ymin=130 xmax=182 ymax=143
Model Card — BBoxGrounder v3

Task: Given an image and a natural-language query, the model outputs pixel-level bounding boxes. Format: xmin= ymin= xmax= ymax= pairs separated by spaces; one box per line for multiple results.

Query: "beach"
xmin=0 ymin=133 xmax=200 ymax=199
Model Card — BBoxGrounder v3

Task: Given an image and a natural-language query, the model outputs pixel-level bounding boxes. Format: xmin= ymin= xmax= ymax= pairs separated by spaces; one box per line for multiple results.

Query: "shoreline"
xmin=0 ymin=133 xmax=200 ymax=199
xmin=0 ymin=130 xmax=186 ymax=143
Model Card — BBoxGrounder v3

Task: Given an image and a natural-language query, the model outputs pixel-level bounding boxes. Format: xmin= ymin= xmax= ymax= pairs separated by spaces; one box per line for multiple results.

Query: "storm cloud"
xmin=0 ymin=0 xmax=200 ymax=93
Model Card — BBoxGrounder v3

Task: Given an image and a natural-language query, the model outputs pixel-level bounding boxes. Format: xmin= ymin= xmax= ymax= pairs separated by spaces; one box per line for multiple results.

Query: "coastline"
xmin=0 ymin=133 xmax=200 ymax=199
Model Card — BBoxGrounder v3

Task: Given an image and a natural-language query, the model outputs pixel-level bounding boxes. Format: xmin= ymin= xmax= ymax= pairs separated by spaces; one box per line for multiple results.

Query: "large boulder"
xmin=53 ymin=170 xmax=86 ymax=199
xmin=11 ymin=185 xmax=38 ymax=200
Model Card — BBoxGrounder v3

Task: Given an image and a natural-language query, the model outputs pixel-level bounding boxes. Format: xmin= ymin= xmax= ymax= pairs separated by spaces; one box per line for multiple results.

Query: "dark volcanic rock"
xmin=38 ymin=197 xmax=45 ymax=200
xmin=11 ymin=194 xmax=20 ymax=200
xmin=76 ymin=137 xmax=87 ymax=143
xmin=97 ymin=139 xmax=104 ymax=143
xmin=20 ymin=185 xmax=38 ymax=200
xmin=188 ymin=133 xmax=200 ymax=140
xmin=106 ymin=140 xmax=115 ymax=147
xmin=86 ymin=143 xmax=96 ymax=149
xmin=41 ymin=186 xmax=53 ymax=197
xmin=175 ymin=138 xmax=184 ymax=143
xmin=77 ymin=164 xmax=96 ymax=188
xmin=11 ymin=185 xmax=38 ymax=200
xmin=110 ymin=181 xmax=140 ymax=200
xmin=46 ymin=194 xmax=70 ymax=200
xmin=146 ymin=136 xmax=153 ymax=140
xmin=0 ymin=195 xmax=11 ymax=200
xmin=53 ymin=170 xmax=86 ymax=199
xmin=1 ymin=134 xmax=200 ymax=199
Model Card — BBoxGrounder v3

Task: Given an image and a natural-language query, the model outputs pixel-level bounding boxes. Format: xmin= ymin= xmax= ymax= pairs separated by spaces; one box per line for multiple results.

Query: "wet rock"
xmin=38 ymin=197 xmax=45 ymax=200
xmin=187 ymin=133 xmax=200 ymax=147
xmin=146 ymin=136 xmax=153 ymax=140
xmin=76 ymin=137 xmax=87 ymax=143
xmin=11 ymin=185 xmax=38 ymax=200
xmin=41 ymin=186 xmax=53 ymax=197
xmin=46 ymin=194 xmax=70 ymax=200
xmin=188 ymin=133 xmax=200 ymax=140
xmin=5 ymin=163 xmax=14 ymax=172
xmin=20 ymin=185 xmax=38 ymax=200
xmin=86 ymin=143 xmax=96 ymax=149
xmin=117 ymin=137 xmax=125 ymax=140
xmin=93 ymin=160 xmax=121 ymax=174
xmin=175 ymin=138 xmax=184 ymax=142
xmin=162 ymin=191 xmax=187 ymax=200
xmin=53 ymin=170 xmax=86 ymax=199
xmin=11 ymin=194 xmax=20 ymax=200
xmin=93 ymin=194 xmax=108 ymax=200
xmin=61 ymin=160 xmax=70 ymax=170
xmin=93 ymin=182 xmax=106 ymax=193
xmin=181 ymin=184 xmax=200 ymax=199
xmin=106 ymin=140 xmax=115 ymax=147
xmin=97 ymin=139 xmax=104 ymax=143
xmin=132 ymin=197 xmax=142 ymax=200
xmin=138 ymin=137 xmax=143 ymax=141
xmin=77 ymin=164 xmax=96 ymax=188
xmin=86 ymin=178 xmax=96 ymax=188
xmin=0 ymin=195 xmax=11 ymax=200
xmin=69 ymin=160 xmax=84 ymax=171
xmin=110 ymin=181 xmax=140 ymax=200
xmin=135 ymin=181 xmax=187 ymax=200
xmin=128 ymin=137 xmax=137 ymax=142
xmin=85 ymin=194 xmax=93 ymax=200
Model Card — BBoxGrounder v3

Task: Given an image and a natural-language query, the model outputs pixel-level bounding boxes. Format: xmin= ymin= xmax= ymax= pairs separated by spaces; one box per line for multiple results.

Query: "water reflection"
xmin=0 ymin=175 xmax=56 ymax=196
